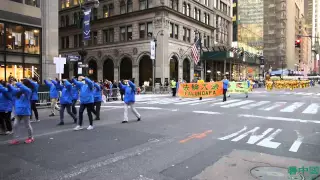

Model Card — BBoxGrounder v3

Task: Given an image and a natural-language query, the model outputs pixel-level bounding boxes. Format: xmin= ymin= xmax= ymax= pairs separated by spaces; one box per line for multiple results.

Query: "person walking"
xmin=119 ymin=80 xmax=125 ymax=101
xmin=0 ymin=81 xmax=13 ymax=135
xmin=28 ymin=78 xmax=39 ymax=122
xmin=119 ymin=80 xmax=141 ymax=123
xmin=57 ymin=79 xmax=77 ymax=125
xmin=171 ymin=79 xmax=177 ymax=97
xmin=222 ymin=76 xmax=229 ymax=102
xmin=9 ymin=79 xmax=34 ymax=145
xmin=197 ymin=78 xmax=204 ymax=100
xmin=245 ymin=78 xmax=250 ymax=98
xmin=92 ymin=80 xmax=102 ymax=120
xmin=72 ymin=76 xmax=94 ymax=130
xmin=44 ymin=78 xmax=60 ymax=116
xmin=70 ymin=80 xmax=79 ymax=115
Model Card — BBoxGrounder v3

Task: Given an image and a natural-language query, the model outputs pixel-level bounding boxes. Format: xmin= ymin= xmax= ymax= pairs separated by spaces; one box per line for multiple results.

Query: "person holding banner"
xmin=222 ymin=76 xmax=230 ymax=102
xmin=171 ymin=79 xmax=177 ymax=97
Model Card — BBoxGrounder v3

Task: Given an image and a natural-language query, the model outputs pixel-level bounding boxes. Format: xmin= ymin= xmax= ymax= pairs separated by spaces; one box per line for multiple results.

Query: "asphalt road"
xmin=1 ymin=87 xmax=320 ymax=180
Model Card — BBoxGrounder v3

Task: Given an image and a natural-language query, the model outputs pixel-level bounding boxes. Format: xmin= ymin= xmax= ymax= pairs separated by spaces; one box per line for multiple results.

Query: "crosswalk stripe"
xmin=259 ymin=102 xmax=287 ymax=111
xmin=302 ymin=103 xmax=320 ymax=114
xmin=316 ymin=93 xmax=320 ymax=96
xmin=174 ymin=99 xmax=201 ymax=105
xmin=280 ymin=102 xmax=304 ymax=112
xmin=211 ymin=99 xmax=241 ymax=106
xmin=221 ymin=100 xmax=254 ymax=108
xmin=296 ymin=92 xmax=304 ymax=95
xmin=241 ymin=101 xmax=270 ymax=109
xmin=303 ymin=93 xmax=313 ymax=95
xmin=284 ymin=92 xmax=292 ymax=95
xmin=189 ymin=98 xmax=217 ymax=105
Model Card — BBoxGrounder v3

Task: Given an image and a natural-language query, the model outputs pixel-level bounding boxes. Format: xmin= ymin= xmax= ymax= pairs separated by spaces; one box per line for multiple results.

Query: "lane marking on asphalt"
xmin=258 ymin=102 xmax=287 ymax=111
xmin=193 ymin=111 xmax=222 ymax=115
xmin=211 ymin=99 xmax=241 ymax=106
xmin=280 ymin=102 xmax=304 ymax=112
xmin=189 ymin=98 xmax=218 ymax=105
xmin=221 ymin=100 xmax=254 ymax=108
xmin=289 ymin=130 xmax=304 ymax=152
xmin=241 ymin=101 xmax=270 ymax=109
xmin=302 ymin=103 xmax=320 ymax=114
xmin=218 ymin=126 xmax=247 ymax=140
xmin=136 ymin=107 xmax=163 ymax=110
xmin=256 ymin=129 xmax=282 ymax=149
xmin=238 ymin=114 xmax=320 ymax=124
xmin=179 ymin=130 xmax=213 ymax=143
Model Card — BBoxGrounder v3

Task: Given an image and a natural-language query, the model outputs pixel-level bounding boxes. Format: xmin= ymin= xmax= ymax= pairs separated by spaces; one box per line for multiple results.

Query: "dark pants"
xmin=172 ymin=88 xmax=176 ymax=97
xmin=72 ymin=99 xmax=77 ymax=115
xmin=78 ymin=103 xmax=94 ymax=126
xmin=92 ymin=101 xmax=101 ymax=119
xmin=0 ymin=111 xmax=12 ymax=132
xmin=223 ymin=89 xmax=227 ymax=102
xmin=120 ymin=93 xmax=124 ymax=101
xmin=30 ymin=100 xmax=38 ymax=120
xmin=60 ymin=104 xmax=77 ymax=123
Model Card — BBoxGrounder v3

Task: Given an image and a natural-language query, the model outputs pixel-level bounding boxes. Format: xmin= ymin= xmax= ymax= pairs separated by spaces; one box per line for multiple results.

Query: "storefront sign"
xmin=150 ymin=41 xmax=155 ymax=60
xmin=228 ymin=81 xmax=249 ymax=93
xmin=68 ymin=55 xmax=81 ymax=62
xmin=83 ymin=8 xmax=92 ymax=41
xmin=177 ymin=82 xmax=223 ymax=98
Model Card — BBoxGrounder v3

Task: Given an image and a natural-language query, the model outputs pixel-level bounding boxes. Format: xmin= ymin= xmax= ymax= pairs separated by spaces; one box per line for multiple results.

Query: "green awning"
xmin=201 ymin=51 xmax=230 ymax=62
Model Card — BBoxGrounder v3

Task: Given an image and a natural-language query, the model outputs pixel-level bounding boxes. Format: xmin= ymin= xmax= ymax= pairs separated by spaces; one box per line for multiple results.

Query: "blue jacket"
xmin=72 ymin=78 xmax=94 ymax=104
xmin=44 ymin=80 xmax=59 ymax=98
xmin=119 ymin=81 xmax=136 ymax=104
xmin=28 ymin=79 xmax=39 ymax=101
xmin=71 ymin=85 xmax=79 ymax=100
xmin=93 ymin=83 xmax=102 ymax=102
xmin=10 ymin=83 xmax=32 ymax=116
xmin=57 ymin=81 xmax=73 ymax=105
xmin=0 ymin=84 xmax=13 ymax=112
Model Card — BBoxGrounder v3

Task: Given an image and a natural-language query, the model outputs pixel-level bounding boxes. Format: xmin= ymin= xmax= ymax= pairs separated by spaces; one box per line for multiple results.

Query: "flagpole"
xmin=180 ymin=38 xmax=199 ymax=59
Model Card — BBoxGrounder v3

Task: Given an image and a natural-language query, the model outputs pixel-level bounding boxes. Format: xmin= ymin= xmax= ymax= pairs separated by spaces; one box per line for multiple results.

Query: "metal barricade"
xmin=103 ymin=88 xmax=119 ymax=101
xmin=37 ymin=92 xmax=51 ymax=106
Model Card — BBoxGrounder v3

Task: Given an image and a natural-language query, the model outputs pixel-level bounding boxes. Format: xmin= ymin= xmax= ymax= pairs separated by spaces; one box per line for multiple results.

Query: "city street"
xmin=1 ymin=87 xmax=320 ymax=180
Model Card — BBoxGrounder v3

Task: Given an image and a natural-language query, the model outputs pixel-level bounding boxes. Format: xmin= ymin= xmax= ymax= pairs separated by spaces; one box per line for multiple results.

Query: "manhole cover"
xmin=251 ymin=166 xmax=304 ymax=180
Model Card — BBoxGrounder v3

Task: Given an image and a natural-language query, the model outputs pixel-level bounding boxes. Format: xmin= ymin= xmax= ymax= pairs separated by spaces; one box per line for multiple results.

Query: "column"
xmin=178 ymin=59 xmax=183 ymax=80
xmin=97 ymin=66 xmax=103 ymax=81
xmin=114 ymin=66 xmax=119 ymax=81
xmin=132 ymin=64 xmax=139 ymax=84
xmin=41 ymin=0 xmax=59 ymax=79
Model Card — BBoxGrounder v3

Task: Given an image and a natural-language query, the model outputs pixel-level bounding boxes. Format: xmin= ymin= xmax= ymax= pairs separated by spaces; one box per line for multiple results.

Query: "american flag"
xmin=191 ymin=39 xmax=200 ymax=65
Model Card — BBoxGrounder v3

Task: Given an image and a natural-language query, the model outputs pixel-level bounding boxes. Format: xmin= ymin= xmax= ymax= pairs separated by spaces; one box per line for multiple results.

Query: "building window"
xmin=140 ymin=0 xmax=147 ymax=10
xmin=127 ymin=26 xmax=132 ymax=41
xmin=103 ymin=5 xmax=109 ymax=18
xmin=109 ymin=28 xmax=114 ymax=42
xmin=6 ymin=24 xmax=24 ymax=52
xmin=60 ymin=16 xmax=65 ymax=27
xmin=207 ymin=14 xmax=210 ymax=25
xmin=120 ymin=27 xmax=126 ymax=41
xmin=120 ymin=1 xmax=126 ymax=14
xmin=194 ymin=8 xmax=197 ymax=19
xmin=174 ymin=0 xmax=178 ymax=11
xmin=127 ymin=0 xmax=133 ymax=12
xmin=61 ymin=37 xmax=65 ymax=49
xmin=170 ymin=23 xmax=173 ymax=38
xmin=109 ymin=4 xmax=114 ymax=16
xmin=169 ymin=0 xmax=173 ymax=8
xmin=187 ymin=4 xmax=190 ymax=16
xmin=0 ymin=23 xmax=4 ymax=50
xmin=139 ymin=24 xmax=146 ymax=39
xmin=73 ymin=12 xmax=78 ymax=25
xmin=11 ymin=0 xmax=23 ymax=3
xmin=147 ymin=22 xmax=153 ymax=37
xmin=24 ymin=27 xmax=40 ymax=54
xmin=25 ymin=0 xmax=40 ymax=7
xmin=91 ymin=8 xmax=98 ymax=21
xmin=65 ymin=0 xmax=70 ymax=8
xmin=65 ymin=15 xmax=69 ymax=26
xmin=148 ymin=0 xmax=153 ymax=8
xmin=73 ymin=0 xmax=78 ymax=5
xmin=78 ymin=34 xmax=82 ymax=47
xmin=174 ymin=24 xmax=178 ymax=39
xmin=93 ymin=31 xmax=98 ymax=45
xmin=74 ymin=35 xmax=78 ymax=48
xmin=204 ymin=13 xmax=207 ymax=24
xmin=187 ymin=29 xmax=190 ymax=42
xmin=182 ymin=2 xmax=186 ymax=14
xmin=61 ymin=0 xmax=65 ymax=8
xmin=66 ymin=36 xmax=69 ymax=48
xmin=103 ymin=29 xmax=114 ymax=43
xmin=183 ymin=27 xmax=186 ymax=41
xmin=197 ymin=9 xmax=201 ymax=21
xmin=205 ymin=0 xmax=209 ymax=6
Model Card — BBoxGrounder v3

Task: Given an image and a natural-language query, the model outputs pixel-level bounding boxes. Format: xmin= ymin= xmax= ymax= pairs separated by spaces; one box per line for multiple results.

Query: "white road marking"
xmin=247 ymin=128 xmax=274 ymax=144
xmin=221 ymin=100 xmax=254 ymax=108
xmin=259 ymin=102 xmax=286 ymax=111
xmin=211 ymin=99 xmax=241 ymax=106
xmin=190 ymin=99 xmax=219 ymax=105
xmin=302 ymin=103 xmax=320 ymax=114
xmin=284 ymin=92 xmax=292 ymax=95
xmin=303 ymin=93 xmax=313 ymax=95
xmin=174 ymin=99 xmax=200 ymax=105
xmin=238 ymin=114 xmax=320 ymax=124
xmin=193 ymin=111 xmax=222 ymax=115
xmin=218 ymin=126 xmax=248 ymax=140
xmin=289 ymin=130 xmax=304 ymax=152
xmin=136 ymin=107 xmax=163 ymax=110
xmin=280 ymin=102 xmax=304 ymax=112
xmin=231 ymin=127 xmax=260 ymax=142
xmin=296 ymin=92 xmax=305 ymax=95
xmin=241 ymin=101 xmax=270 ymax=109
xmin=317 ymin=93 xmax=320 ymax=96
xmin=256 ymin=129 xmax=282 ymax=149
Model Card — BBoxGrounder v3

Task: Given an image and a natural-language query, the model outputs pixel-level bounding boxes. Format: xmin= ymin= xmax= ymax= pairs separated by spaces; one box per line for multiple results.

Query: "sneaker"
xmin=95 ymin=117 xmax=100 ymax=120
xmin=49 ymin=113 xmax=55 ymax=117
xmin=5 ymin=131 xmax=13 ymax=135
xmin=9 ymin=139 xmax=19 ymax=145
xmin=73 ymin=125 xmax=83 ymax=131
xmin=122 ymin=121 xmax=128 ymax=123
xmin=57 ymin=122 xmax=64 ymax=126
xmin=87 ymin=125 xmax=94 ymax=130
xmin=36 ymin=119 xmax=40 ymax=122
xmin=24 ymin=138 xmax=34 ymax=144
xmin=11 ymin=117 xmax=15 ymax=122
xmin=30 ymin=119 xmax=37 ymax=123
xmin=137 ymin=117 xmax=141 ymax=121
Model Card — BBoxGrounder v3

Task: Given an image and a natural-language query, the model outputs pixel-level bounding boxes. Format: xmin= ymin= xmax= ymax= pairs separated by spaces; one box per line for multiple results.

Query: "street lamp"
xmin=77 ymin=0 xmax=100 ymax=77
xmin=148 ymin=30 xmax=164 ymax=93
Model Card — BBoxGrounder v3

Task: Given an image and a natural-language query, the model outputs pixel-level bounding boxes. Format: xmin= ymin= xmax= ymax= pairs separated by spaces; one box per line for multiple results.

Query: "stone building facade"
xmin=59 ymin=0 xmax=232 ymax=86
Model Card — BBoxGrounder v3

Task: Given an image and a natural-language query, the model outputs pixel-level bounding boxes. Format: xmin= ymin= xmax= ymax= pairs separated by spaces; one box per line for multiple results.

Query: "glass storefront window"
xmin=0 ymin=23 xmax=4 ymax=50
xmin=6 ymin=64 xmax=24 ymax=81
xmin=25 ymin=0 xmax=40 ymax=7
xmin=6 ymin=24 xmax=24 ymax=52
xmin=24 ymin=64 xmax=40 ymax=79
xmin=24 ymin=28 xmax=40 ymax=54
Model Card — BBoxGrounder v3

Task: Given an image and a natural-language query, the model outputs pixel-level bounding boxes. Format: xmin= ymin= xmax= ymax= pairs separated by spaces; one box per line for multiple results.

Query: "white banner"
xmin=150 ymin=41 xmax=155 ymax=60
xmin=53 ymin=57 xmax=66 ymax=74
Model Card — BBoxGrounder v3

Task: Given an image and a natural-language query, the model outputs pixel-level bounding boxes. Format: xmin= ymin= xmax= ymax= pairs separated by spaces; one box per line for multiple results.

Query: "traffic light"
xmin=295 ymin=39 xmax=301 ymax=48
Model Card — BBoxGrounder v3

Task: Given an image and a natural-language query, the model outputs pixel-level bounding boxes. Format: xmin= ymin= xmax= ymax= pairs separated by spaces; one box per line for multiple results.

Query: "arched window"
xmin=120 ymin=1 xmax=126 ymax=14
xmin=65 ymin=15 xmax=69 ymax=26
xmin=187 ymin=4 xmax=190 ymax=16
xmin=91 ymin=8 xmax=98 ymax=20
xmin=60 ymin=16 xmax=65 ymax=27
xmin=127 ymin=0 xmax=133 ymax=12
xmin=182 ymin=2 xmax=186 ymax=14
xmin=103 ymin=5 xmax=109 ymax=18
xmin=73 ymin=12 xmax=78 ymax=25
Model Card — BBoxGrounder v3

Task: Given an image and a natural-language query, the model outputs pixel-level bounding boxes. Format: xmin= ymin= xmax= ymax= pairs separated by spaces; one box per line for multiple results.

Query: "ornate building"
xmin=59 ymin=0 xmax=232 ymax=85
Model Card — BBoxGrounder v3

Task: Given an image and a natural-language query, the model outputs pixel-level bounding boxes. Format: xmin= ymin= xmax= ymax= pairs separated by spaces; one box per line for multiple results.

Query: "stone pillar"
xmin=97 ymin=66 xmax=103 ymax=81
xmin=41 ymin=0 xmax=59 ymax=80
xmin=132 ymin=64 xmax=139 ymax=84
xmin=178 ymin=59 xmax=183 ymax=80
xmin=190 ymin=63 xmax=194 ymax=81
xmin=114 ymin=66 xmax=119 ymax=81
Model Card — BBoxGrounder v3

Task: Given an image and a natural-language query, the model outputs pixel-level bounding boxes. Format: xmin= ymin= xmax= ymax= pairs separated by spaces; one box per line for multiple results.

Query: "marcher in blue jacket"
xmin=56 ymin=79 xmax=77 ymax=125
xmin=119 ymin=80 xmax=141 ymax=123
xmin=44 ymin=79 xmax=60 ymax=116
xmin=70 ymin=79 xmax=79 ymax=115
xmin=72 ymin=76 xmax=94 ymax=130
xmin=0 ymin=81 xmax=13 ymax=135
xmin=9 ymin=79 xmax=34 ymax=145
xmin=92 ymin=81 xmax=102 ymax=120
xmin=28 ymin=77 xmax=39 ymax=122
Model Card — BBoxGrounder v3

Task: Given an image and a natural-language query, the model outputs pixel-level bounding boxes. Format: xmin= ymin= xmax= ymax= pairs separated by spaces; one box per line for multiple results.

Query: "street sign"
xmin=78 ymin=64 xmax=89 ymax=68
xmin=68 ymin=55 xmax=81 ymax=62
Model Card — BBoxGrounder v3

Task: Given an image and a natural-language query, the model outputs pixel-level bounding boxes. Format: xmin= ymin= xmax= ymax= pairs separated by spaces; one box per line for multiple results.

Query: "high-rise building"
xmin=58 ymin=0 xmax=232 ymax=85
xmin=0 ymin=0 xmax=58 ymax=81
